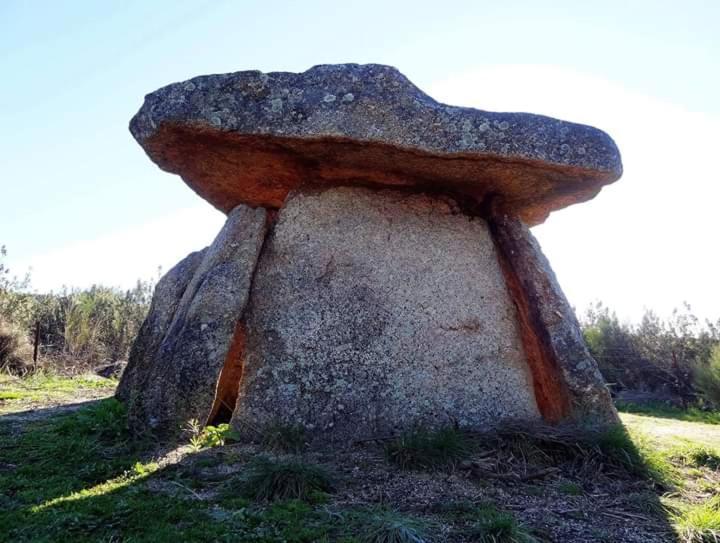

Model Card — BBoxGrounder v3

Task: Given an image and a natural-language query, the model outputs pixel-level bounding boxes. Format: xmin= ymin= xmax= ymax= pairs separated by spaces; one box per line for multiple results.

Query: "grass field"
xmin=1 ymin=376 xmax=718 ymax=542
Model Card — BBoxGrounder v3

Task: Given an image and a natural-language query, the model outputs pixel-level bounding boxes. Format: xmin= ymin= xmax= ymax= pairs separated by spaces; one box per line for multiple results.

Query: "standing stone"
xmin=117 ymin=204 xmax=267 ymax=436
xmin=489 ymin=212 xmax=618 ymax=424
xmin=233 ymin=187 xmax=540 ymax=442
xmin=116 ymin=249 xmax=206 ymax=405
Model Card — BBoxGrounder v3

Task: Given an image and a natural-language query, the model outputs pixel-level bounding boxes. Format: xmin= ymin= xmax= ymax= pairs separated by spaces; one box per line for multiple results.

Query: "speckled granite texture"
xmin=117 ymin=204 xmax=267 ymax=436
xmin=118 ymin=64 xmax=621 ymax=441
xmin=232 ymin=187 xmax=540 ymax=443
xmin=129 ymin=63 xmax=622 ymax=225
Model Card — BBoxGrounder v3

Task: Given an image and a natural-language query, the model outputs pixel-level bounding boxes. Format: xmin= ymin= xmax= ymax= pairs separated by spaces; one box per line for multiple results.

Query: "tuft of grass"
xmin=355 ymin=509 xmax=429 ymax=543
xmin=674 ymin=496 xmax=720 ymax=543
xmin=259 ymin=421 xmax=308 ymax=453
xmin=592 ymin=424 xmax=681 ymax=487
xmin=237 ymin=457 xmax=334 ymax=502
xmin=465 ymin=503 xmax=537 ymax=543
xmin=623 ymin=491 xmax=671 ymax=517
xmin=670 ymin=444 xmax=720 ymax=471
xmin=385 ymin=426 xmax=472 ymax=471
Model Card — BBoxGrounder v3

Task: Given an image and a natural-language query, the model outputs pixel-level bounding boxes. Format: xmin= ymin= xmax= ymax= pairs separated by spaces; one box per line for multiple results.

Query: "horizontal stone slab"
xmin=130 ymin=64 xmax=622 ymax=225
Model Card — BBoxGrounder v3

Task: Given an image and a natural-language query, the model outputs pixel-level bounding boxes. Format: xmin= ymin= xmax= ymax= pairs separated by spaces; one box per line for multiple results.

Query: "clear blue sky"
xmin=1 ymin=1 xmax=719 ymax=321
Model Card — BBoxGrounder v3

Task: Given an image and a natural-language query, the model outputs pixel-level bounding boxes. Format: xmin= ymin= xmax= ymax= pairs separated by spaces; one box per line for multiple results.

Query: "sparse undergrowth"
xmin=236 ymin=456 xmax=335 ymax=502
xmin=2 ymin=386 xmax=720 ymax=542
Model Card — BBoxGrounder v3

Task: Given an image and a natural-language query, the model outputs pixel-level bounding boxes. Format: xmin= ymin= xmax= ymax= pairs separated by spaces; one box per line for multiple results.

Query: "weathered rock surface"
xmin=116 ymin=249 xmax=206 ymax=405
xmin=232 ymin=186 xmax=540 ymax=442
xmin=130 ymin=63 xmax=622 ymax=225
xmin=489 ymin=212 xmax=619 ymax=424
xmin=117 ymin=204 xmax=267 ymax=435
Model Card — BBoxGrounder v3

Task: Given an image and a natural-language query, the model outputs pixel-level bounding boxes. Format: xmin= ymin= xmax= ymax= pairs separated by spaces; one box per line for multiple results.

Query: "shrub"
xmin=695 ymin=346 xmax=720 ymax=407
xmin=238 ymin=457 xmax=334 ymax=502
xmin=0 ymin=317 xmax=32 ymax=375
xmin=385 ymin=427 xmax=472 ymax=471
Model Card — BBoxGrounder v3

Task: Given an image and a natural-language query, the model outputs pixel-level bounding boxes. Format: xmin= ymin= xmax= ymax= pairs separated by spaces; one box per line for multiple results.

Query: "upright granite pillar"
xmin=118 ymin=63 xmax=622 ymax=441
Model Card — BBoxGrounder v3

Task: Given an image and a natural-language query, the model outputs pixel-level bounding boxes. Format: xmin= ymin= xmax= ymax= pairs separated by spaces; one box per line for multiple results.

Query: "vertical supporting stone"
xmin=118 ymin=204 xmax=268 ymax=436
xmin=232 ymin=187 xmax=541 ymax=443
xmin=116 ymin=249 xmax=206 ymax=405
xmin=488 ymin=212 xmax=619 ymax=425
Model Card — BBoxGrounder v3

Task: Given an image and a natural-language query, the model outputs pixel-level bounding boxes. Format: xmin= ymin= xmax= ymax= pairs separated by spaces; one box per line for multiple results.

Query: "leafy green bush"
xmin=385 ymin=427 xmax=472 ymax=471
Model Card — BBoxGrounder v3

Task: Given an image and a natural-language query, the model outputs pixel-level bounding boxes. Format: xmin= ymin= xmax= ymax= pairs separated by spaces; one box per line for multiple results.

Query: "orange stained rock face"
xmin=207 ymin=321 xmax=246 ymax=426
xmin=143 ymin=124 xmax=617 ymax=226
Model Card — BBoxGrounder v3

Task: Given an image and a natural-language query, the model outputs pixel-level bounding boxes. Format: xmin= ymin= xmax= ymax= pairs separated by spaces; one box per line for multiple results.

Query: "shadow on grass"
xmin=0 ymin=399 xmax=683 ymax=542
xmin=0 ymin=399 xmax=349 ymax=542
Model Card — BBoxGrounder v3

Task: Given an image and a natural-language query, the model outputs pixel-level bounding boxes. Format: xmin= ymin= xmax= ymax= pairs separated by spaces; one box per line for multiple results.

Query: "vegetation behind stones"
xmin=0 ymin=245 xmax=153 ymax=376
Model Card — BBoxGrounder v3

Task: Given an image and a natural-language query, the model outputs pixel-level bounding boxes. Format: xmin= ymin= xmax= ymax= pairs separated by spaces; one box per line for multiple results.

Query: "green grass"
xmin=673 ymin=497 xmax=720 ymax=543
xmin=670 ymin=444 xmax=720 ymax=470
xmin=0 ymin=373 xmax=116 ymax=410
xmin=236 ymin=456 xmax=335 ymax=502
xmin=385 ymin=426 xmax=472 ymax=471
xmin=2 ymin=385 xmax=719 ymax=542
xmin=0 ymin=399 xmax=349 ymax=541
xmin=617 ymin=402 xmax=720 ymax=425
xmin=354 ymin=509 xmax=429 ymax=543
xmin=449 ymin=502 xmax=537 ymax=543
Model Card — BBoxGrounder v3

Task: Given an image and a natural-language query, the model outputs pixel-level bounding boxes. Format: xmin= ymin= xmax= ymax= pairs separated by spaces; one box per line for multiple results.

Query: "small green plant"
xmin=355 ymin=509 xmax=429 ymax=543
xmin=673 ymin=496 xmax=720 ymax=543
xmin=466 ymin=503 xmax=537 ymax=543
xmin=385 ymin=426 xmax=472 ymax=471
xmin=260 ymin=421 xmax=307 ymax=453
xmin=238 ymin=457 xmax=334 ymax=502
xmin=187 ymin=420 xmax=239 ymax=451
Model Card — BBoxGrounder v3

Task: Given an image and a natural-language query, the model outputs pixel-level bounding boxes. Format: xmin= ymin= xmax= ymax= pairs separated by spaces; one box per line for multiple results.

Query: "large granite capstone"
xmin=118 ymin=63 xmax=621 ymax=442
xmin=130 ymin=63 xmax=621 ymax=226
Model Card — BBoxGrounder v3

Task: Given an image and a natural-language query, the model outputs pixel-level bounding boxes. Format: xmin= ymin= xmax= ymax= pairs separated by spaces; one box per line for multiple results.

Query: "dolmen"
xmin=117 ymin=64 xmax=622 ymax=443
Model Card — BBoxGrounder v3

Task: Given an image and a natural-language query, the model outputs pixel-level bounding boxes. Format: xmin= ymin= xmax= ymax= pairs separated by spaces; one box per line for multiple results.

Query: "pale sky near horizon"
xmin=1 ymin=1 xmax=719 ymax=323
